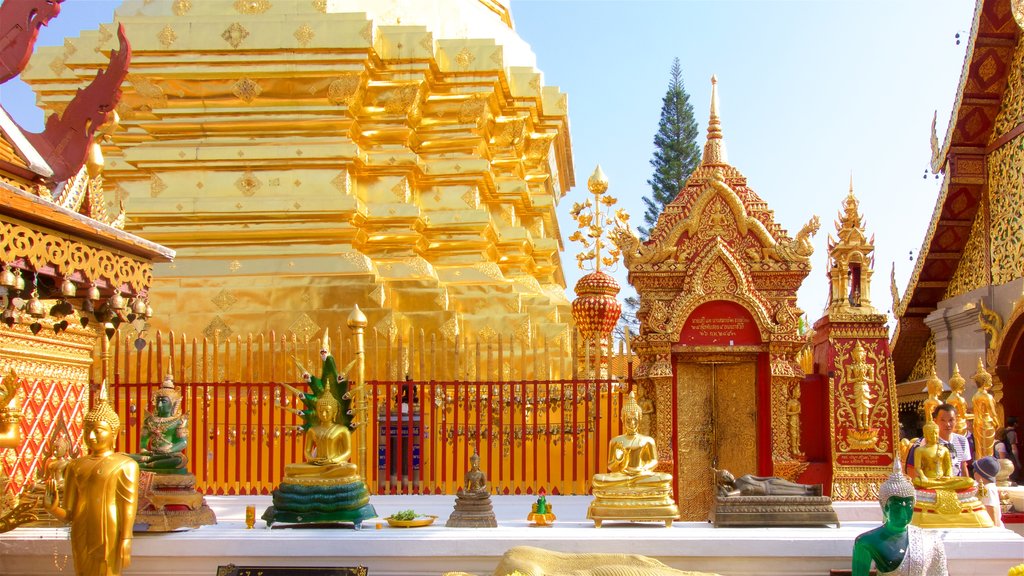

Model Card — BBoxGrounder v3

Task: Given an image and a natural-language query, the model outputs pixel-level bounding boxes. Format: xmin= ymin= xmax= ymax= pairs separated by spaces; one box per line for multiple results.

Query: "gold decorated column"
xmin=347 ymin=305 xmax=370 ymax=486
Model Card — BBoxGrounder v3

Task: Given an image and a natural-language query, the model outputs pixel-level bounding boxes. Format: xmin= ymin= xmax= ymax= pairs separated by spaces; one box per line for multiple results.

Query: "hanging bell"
xmin=108 ymin=292 xmax=125 ymax=310
xmin=87 ymin=284 xmax=101 ymax=301
xmin=145 ymin=304 xmax=154 ymax=319
xmin=0 ymin=267 xmax=15 ymax=289
xmin=60 ymin=278 xmax=77 ymax=298
xmin=132 ymin=297 xmax=148 ymax=316
xmin=27 ymin=292 xmax=45 ymax=318
xmin=14 ymin=270 xmax=25 ymax=292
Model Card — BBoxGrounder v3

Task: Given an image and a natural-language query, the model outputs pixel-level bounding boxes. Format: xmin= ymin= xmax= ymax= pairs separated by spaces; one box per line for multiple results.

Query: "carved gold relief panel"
xmin=944 ymin=208 xmax=987 ymax=299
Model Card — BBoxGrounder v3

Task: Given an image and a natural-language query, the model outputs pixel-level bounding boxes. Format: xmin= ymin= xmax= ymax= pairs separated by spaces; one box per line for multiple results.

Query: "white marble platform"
xmin=1 ymin=495 xmax=1021 ymax=575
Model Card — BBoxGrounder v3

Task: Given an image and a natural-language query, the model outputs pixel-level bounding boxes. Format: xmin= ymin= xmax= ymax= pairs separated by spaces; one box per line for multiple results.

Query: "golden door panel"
xmin=674 ymin=360 xmax=757 ymax=521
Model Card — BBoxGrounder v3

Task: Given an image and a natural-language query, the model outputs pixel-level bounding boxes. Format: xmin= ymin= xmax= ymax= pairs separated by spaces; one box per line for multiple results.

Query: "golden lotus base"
xmin=912 ymin=486 xmax=993 ymax=528
xmin=135 ymin=473 xmax=218 ymax=532
xmin=587 ymin=497 xmax=679 ymax=528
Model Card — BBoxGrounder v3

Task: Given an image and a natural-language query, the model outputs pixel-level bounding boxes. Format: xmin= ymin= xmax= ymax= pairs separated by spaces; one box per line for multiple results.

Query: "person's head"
xmin=932 ymin=403 xmax=956 ymax=439
xmin=974 ymin=456 xmax=999 ymax=484
xmin=1008 ymin=416 xmax=1018 ymax=429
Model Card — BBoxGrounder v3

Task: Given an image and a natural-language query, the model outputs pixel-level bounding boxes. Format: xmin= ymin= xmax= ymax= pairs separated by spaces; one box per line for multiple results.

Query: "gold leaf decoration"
xmin=294 ymin=23 xmax=314 ymax=47
xmin=454 ymin=47 xmax=475 ymax=70
xmin=235 ymin=0 xmax=271 ymax=14
xmin=222 ymin=23 xmax=250 ymax=49
xmin=234 ymin=170 xmax=262 ymax=196
xmin=157 ymin=25 xmax=178 ymax=49
xmin=232 ymin=78 xmax=262 ymax=103
xmin=173 ymin=0 xmax=192 ymax=16
xmin=327 ymin=74 xmax=360 ymax=106
xmin=150 ymin=174 xmax=167 ymax=197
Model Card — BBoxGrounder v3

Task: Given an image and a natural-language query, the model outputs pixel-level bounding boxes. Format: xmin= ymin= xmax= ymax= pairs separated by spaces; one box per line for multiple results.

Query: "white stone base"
xmin=1 ymin=495 xmax=1021 ymax=576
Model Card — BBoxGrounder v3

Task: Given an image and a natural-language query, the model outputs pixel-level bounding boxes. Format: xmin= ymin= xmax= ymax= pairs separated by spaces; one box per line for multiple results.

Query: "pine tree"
xmin=639 ymin=58 xmax=701 ymax=237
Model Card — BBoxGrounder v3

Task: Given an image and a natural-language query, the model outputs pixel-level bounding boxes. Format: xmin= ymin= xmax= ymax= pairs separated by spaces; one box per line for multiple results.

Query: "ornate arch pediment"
xmin=643 ymin=239 xmax=774 ymax=340
xmin=682 ymin=170 xmax=778 ymax=252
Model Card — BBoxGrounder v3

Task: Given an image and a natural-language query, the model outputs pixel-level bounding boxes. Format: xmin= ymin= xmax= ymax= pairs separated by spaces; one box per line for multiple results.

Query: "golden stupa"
xmin=23 ymin=0 xmax=574 ymax=355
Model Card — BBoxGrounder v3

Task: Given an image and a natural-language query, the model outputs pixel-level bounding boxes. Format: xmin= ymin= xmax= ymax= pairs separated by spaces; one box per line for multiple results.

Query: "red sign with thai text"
xmin=678 ymin=301 xmax=760 ymax=346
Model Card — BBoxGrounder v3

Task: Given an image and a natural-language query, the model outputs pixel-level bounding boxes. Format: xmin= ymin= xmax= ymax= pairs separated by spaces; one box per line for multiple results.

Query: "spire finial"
xmin=702 ymin=75 xmax=728 ymax=165
xmin=849 ymin=172 xmax=854 ymax=195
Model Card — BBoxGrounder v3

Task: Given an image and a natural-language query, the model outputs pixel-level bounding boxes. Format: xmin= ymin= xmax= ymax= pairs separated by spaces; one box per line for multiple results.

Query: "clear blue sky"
xmin=0 ymin=1 xmax=976 ymax=325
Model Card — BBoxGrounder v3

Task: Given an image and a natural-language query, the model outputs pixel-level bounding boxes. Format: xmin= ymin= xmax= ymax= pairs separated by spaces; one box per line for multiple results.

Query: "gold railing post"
xmin=347 ymin=305 xmax=370 ymax=490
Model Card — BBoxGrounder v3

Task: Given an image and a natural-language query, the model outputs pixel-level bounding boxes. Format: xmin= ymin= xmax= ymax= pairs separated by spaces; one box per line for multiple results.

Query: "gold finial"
xmin=702 ymin=75 xmax=728 ymax=165
xmin=587 ymin=164 xmax=609 ymax=195
xmin=849 ymin=172 xmax=854 ymax=195
xmin=84 ymin=379 xmax=121 ymax=433
xmin=320 ymin=328 xmax=331 ymax=352
xmin=347 ymin=304 xmax=367 ymax=328
xmin=568 ymin=164 xmax=626 ymax=273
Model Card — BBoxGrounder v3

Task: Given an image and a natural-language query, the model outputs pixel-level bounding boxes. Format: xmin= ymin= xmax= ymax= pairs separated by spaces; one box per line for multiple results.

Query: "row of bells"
xmin=1 ymin=265 xmax=152 ymax=332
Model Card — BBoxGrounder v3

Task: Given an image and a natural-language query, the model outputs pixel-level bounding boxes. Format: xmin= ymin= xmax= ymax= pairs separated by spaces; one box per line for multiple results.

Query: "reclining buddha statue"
xmin=587 ymin=391 xmax=678 ymax=527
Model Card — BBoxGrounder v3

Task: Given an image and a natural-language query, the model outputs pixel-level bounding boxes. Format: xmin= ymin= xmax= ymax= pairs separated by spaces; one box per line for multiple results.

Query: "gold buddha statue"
xmin=849 ymin=343 xmax=875 ymax=430
xmin=282 ymin=390 xmax=358 ymax=483
xmin=912 ymin=422 xmax=974 ymax=491
xmin=911 ymin=421 xmax=991 ymax=529
xmin=588 ymin=391 xmax=677 ymax=527
xmin=971 ymin=358 xmax=1000 ymax=459
xmin=44 ymin=381 xmax=139 ymax=576
xmin=922 ymin=368 xmax=943 ymax=426
xmin=946 ymin=364 xmax=969 ymax=436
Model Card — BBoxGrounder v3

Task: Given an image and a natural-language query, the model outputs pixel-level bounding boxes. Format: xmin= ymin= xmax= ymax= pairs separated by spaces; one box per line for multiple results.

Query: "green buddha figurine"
xmin=129 ymin=373 xmax=188 ymax=474
xmin=852 ymin=457 xmax=947 ymax=576
xmin=264 ymin=340 xmax=375 ymax=529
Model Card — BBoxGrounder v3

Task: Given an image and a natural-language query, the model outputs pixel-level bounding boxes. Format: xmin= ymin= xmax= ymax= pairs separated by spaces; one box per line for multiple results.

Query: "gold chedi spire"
xmin=702 ymin=75 xmax=728 ymax=165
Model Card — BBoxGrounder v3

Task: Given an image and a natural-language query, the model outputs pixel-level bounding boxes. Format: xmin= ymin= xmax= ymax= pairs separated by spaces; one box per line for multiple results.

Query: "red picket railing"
xmin=113 ymin=377 xmax=628 ymax=496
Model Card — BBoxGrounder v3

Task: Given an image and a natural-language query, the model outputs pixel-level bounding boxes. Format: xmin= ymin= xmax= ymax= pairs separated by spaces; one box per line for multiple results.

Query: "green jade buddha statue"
xmin=129 ymin=373 xmax=188 ymax=474
xmin=852 ymin=458 xmax=947 ymax=576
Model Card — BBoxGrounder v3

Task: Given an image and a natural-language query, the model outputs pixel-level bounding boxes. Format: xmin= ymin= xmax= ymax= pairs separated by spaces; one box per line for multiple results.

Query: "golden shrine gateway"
xmin=612 ymin=79 xmax=901 ymax=520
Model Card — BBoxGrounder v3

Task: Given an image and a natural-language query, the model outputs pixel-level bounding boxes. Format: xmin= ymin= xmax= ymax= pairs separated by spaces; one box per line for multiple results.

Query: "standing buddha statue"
xmin=852 ymin=457 xmax=947 ymax=576
xmin=787 ymin=385 xmax=802 ymax=456
xmin=946 ymin=364 xmax=968 ymax=436
xmin=922 ymin=368 xmax=943 ymax=425
xmin=587 ymin=391 xmax=678 ymax=527
xmin=44 ymin=380 xmax=139 ymax=576
xmin=970 ymin=358 xmax=999 ymax=459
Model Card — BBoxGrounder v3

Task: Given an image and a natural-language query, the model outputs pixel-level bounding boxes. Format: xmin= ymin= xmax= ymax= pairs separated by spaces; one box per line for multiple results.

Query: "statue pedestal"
xmin=710 ymin=495 xmax=839 ymax=528
xmin=912 ymin=486 xmax=994 ymax=528
xmin=263 ymin=478 xmax=376 ymax=529
xmin=587 ymin=486 xmax=678 ymax=528
xmin=134 ymin=472 xmax=217 ymax=532
xmin=446 ymin=490 xmax=497 ymax=528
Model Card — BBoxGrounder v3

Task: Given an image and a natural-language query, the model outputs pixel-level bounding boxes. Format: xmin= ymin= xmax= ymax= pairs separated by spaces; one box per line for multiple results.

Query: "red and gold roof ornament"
xmin=569 ymin=165 xmax=628 ymax=340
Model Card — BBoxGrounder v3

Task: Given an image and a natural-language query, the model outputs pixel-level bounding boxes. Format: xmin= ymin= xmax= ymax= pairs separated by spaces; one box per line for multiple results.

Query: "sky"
xmin=0 ymin=0 xmax=978 ymax=326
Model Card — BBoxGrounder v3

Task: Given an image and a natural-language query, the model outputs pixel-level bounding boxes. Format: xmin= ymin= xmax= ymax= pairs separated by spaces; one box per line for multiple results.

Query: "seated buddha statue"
xmin=464 ymin=453 xmax=487 ymax=493
xmin=129 ymin=373 xmax=188 ymax=474
xmin=588 ymin=391 xmax=677 ymax=527
xmin=282 ymin=390 xmax=357 ymax=481
xmin=592 ymin=392 xmax=673 ymax=491
xmin=852 ymin=458 xmax=947 ymax=576
xmin=912 ymin=422 xmax=974 ymax=491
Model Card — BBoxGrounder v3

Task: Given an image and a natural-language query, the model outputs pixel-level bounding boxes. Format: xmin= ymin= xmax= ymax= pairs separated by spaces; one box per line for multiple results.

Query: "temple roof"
xmin=890 ymin=0 xmax=1021 ymax=381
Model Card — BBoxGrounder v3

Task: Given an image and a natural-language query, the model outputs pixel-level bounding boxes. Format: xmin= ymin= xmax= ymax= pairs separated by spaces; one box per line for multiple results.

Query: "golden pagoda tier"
xmin=22 ymin=0 xmax=574 ymax=349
